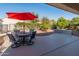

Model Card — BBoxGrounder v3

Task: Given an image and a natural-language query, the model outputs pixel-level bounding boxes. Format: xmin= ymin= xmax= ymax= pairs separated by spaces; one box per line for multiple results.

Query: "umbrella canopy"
xmin=6 ymin=12 xmax=37 ymax=20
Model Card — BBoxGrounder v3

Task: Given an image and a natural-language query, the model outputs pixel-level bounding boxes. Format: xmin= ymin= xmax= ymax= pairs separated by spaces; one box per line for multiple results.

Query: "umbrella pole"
xmin=23 ymin=21 xmax=25 ymax=33
xmin=23 ymin=24 xmax=25 ymax=32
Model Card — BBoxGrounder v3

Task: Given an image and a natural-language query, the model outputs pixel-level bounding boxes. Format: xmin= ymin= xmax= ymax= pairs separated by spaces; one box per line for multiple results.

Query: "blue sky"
xmin=0 ymin=3 xmax=78 ymax=20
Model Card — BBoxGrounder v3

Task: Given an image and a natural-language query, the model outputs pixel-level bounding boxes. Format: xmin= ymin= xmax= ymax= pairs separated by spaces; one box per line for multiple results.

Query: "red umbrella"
xmin=6 ymin=12 xmax=38 ymax=31
xmin=7 ymin=12 xmax=37 ymax=20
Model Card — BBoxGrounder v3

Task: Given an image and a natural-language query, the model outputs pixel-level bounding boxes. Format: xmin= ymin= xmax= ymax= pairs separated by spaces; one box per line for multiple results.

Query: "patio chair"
xmin=27 ymin=31 xmax=36 ymax=45
xmin=7 ymin=33 xmax=21 ymax=48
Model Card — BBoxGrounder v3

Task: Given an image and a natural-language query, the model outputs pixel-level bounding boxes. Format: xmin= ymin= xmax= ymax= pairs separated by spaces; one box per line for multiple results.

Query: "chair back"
xmin=27 ymin=31 xmax=36 ymax=44
xmin=7 ymin=34 xmax=16 ymax=42
xmin=31 ymin=31 xmax=36 ymax=39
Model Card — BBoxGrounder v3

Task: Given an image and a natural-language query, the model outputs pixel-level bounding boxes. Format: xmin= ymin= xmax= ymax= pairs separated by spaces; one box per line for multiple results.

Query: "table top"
xmin=17 ymin=32 xmax=30 ymax=37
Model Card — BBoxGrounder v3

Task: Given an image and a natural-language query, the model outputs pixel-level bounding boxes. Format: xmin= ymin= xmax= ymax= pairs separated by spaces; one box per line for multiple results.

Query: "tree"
xmin=69 ymin=17 xmax=79 ymax=30
xmin=51 ymin=20 xmax=57 ymax=29
xmin=30 ymin=19 xmax=39 ymax=29
xmin=39 ymin=17 xmax=51 ymax=31
xmin=57 ymin=17 xmax=69 ymax=29
xmin=70 ymin=17 xmax=79 ymax=26
xmin=15 ymin=22 xmax=27 ymax=30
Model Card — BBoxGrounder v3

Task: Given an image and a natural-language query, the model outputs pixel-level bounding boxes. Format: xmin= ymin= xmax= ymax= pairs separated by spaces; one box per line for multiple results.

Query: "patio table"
xmin=17 ymin=32 xmax=30 ymax=45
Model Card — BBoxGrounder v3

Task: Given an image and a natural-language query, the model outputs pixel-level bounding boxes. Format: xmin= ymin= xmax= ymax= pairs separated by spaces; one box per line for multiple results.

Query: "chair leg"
xmin=34 ymin=37 xmax=36 ymax=40
xmin=11 ymin=41 xmax=21 ymax=48
xmin=11 ymin=43 xmax=21 ymax=48
xmin=27 ymin=37 xmax=36 ymax=45
xmin=27 ymin=41 xmax=34 ymax=45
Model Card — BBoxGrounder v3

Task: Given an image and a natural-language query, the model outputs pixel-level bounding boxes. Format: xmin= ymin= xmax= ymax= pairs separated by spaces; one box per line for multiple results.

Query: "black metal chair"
xmin=7 ymin=33 xmax=21 ymax=48
xmin=7 ymin=34 xmax=16 ymax=42
xmin=27 ymin=31 xmax=36 ymax=45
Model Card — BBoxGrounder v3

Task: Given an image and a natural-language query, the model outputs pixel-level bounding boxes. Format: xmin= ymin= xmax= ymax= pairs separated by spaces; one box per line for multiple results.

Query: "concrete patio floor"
xmin=2 ymin=33 xmax=79 ymax=56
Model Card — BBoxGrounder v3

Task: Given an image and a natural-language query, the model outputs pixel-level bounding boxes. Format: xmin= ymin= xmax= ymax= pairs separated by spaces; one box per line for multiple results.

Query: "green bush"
xmin=39 ymin=17 xmax=52 ymax=31
xmin=57 ymin=17 xmax=69 ymax=29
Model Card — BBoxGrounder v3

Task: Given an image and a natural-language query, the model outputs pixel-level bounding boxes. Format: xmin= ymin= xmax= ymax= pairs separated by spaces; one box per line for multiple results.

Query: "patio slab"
xmin=44 ymin=37 xmax=79 ymax=56
xmin=2 ymin=33 xmax=79 ymax=56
